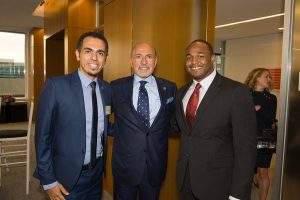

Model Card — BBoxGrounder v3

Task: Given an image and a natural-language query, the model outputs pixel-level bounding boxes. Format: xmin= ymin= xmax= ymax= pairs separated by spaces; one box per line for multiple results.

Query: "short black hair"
xmin=76 ymin=31 xmax=109 ymax=54
xmin=186 ymin=39 xmax=214 ymax=56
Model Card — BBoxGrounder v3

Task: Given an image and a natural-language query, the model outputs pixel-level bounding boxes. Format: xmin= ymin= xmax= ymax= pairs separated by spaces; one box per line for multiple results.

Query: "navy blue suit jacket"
xmin=111 ymin=76 xmax=176 ymax=186
xmin=33 ymin=71 xmax=112 ymax=191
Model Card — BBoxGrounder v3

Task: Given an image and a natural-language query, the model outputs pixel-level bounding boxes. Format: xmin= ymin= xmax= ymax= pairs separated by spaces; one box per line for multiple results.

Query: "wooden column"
xmin=32 ymin=28 xmax=44 ymax=119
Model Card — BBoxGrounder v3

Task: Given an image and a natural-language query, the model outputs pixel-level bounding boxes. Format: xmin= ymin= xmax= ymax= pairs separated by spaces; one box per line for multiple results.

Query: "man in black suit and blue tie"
xmin=34 ymin=31 xmax=112 ymax=200
xmin=111 ymin=43 xmax=176 ymax=200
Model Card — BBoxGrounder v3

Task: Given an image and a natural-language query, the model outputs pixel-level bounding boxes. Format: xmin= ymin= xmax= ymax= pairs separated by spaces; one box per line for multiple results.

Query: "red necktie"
xmin=186 ymin=83 xmax=201 ymax=128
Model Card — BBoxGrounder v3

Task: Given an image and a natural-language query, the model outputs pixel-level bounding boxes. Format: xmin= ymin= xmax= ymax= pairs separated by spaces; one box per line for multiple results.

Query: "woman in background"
xmin=245 ymin=68 xmax=277 ymax=200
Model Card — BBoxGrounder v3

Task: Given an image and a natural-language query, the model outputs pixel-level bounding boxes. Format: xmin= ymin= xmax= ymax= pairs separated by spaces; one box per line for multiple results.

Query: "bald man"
xmin=110 ymin=43 xmax=177 ymax=200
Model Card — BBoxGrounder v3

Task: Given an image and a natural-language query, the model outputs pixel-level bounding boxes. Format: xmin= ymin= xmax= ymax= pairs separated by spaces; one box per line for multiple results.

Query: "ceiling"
xmin=215 ymin=0 xmax=285 ymax=42
xmin=0 ymin=0 xmax=285 ymax=40
xmin=0 ymin=0 xmax=43 ymax=30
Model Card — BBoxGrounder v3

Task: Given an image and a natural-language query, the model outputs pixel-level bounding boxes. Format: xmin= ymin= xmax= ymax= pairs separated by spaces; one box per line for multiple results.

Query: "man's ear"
xmin=75 ymin=50 xmax=80 ymax=61
xmin=211 ymin=54 xmax=215 ymax=63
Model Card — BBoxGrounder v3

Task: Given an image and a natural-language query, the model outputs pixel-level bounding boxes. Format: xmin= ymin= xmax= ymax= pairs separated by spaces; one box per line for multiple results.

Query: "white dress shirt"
xmin=182 ymin=69 xmax=216 ymax=114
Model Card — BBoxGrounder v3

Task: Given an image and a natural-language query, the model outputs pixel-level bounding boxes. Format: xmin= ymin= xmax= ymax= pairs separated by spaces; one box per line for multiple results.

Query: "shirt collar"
xmin=78 ymin=69 xmax=98 ymax=88
xmin=192 ymin=68 xmax=216 ymax=89
xmin=133 ymin=74 xmax=155 ymax=86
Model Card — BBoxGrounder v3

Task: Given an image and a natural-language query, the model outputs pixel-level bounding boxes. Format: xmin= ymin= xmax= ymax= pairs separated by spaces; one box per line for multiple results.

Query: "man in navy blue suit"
xmin=111 ymin=43 xmax=176 ymax=200
xmin=34 ymin=31 xmax=112 ymax=200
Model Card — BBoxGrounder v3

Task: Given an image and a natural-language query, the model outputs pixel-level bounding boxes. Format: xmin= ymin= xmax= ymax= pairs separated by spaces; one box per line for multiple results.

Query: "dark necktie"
xmin=137 ymin=81 xmax=150 ymax=128
xmin=186 ymin=83 xmax=201 ymax=128
xmin=90 ymin=81 xmax=98 ymax=168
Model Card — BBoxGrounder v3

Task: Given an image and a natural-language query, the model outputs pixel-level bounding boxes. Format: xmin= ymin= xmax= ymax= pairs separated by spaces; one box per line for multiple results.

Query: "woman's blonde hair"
xmin=245 ymin=68 xmax=273 ymax=92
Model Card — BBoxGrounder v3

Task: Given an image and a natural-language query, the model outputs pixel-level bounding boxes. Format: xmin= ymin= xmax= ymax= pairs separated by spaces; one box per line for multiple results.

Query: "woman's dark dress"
xmin=252 ymin=91 xmax=277 ymax=168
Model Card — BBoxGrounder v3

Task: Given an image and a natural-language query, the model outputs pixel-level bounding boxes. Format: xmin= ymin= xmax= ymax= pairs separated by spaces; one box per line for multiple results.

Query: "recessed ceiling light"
xmin=215 ymin=13 xmax=285 ymax=28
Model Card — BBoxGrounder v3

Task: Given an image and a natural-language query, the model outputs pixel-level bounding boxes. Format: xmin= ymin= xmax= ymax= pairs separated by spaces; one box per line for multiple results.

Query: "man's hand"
xmin=46 ymin=182 xmax=69 ymax=200
xmin=255 ymin=105 xmax=261 ymax=111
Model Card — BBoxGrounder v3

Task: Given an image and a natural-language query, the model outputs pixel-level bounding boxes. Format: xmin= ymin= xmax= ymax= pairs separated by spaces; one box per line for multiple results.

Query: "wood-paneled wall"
xmin=67 ymin=0 xmax=96 ymax=73
xmin=32 ymin=28 xmax=44 ymax=119
xmin=44 ymin=0 xmax=96 ymax=75
xmin=103 ymin=0 xmax=215 ymax=199
xmin=103 ymin=0 xmax=133 ymax=82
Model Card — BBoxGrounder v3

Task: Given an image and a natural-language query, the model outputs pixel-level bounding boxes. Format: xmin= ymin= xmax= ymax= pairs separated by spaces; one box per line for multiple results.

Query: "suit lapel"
xmin=70 ymin=72 xmax=86 ymax=128
xmin=124 ymin=76 xmax=137 ymax=115
xmin=193 ymin=74 xmax=222 ymax=127
xmin=150 ymin=77 xmax=168 ymax=127
xmin=122 ymin=76 xmax=147 ymax=130
xmin=179 ymin=82 xmax=193 ymax=131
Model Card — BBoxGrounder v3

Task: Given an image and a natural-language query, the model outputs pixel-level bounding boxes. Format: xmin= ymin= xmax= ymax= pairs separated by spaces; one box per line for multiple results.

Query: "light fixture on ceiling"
xmin=278 ymin=27 xmax=284 ymax=30
xmin=215 ymin=13 xmax=285 ymax=29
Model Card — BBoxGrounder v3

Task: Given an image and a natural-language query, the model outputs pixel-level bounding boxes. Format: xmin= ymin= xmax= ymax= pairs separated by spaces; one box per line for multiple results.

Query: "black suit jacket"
xmin=173 ymin=73 xmax=257 ymax=200
xmin=111 ymin=76 xmax=176 ymax=186
xmin=33 ymin=71 xmax=112 ymax=191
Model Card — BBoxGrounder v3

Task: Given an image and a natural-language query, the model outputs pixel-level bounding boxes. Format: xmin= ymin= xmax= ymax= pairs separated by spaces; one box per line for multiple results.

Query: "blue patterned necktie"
xmin=137 ymin=81 xmax=150 ymax=128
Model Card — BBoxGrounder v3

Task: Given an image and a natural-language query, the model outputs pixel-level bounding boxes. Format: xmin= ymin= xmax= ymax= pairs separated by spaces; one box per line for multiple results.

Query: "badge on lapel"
xmin=166 ymin=97 xmax=174 ymax=104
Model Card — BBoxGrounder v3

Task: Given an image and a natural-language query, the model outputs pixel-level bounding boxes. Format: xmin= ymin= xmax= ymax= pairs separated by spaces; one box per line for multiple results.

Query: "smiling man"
xmin=171 ymin=39 xmax=257 ymax=200
xmin=110 ymin=43 xmax=176 ymax=200
xmin=34 ymin=31 xmax=111 ymax=200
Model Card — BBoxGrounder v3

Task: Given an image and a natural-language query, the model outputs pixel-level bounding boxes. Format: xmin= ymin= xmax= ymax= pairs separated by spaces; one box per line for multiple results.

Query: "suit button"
xmin=146 ymin=132 xmax=149 ymax=136
xmin=186 ymin=153 xmax=190 ymax=157
xmin=144 ymin=149 xmax=146 ymax=152
xmin=81 ymin=150 xmax=85 ymax=154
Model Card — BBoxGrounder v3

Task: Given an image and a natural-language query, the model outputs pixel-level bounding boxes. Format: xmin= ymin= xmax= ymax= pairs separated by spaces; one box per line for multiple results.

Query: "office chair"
xmin=0 ymin=101 xmax=34 ymax=195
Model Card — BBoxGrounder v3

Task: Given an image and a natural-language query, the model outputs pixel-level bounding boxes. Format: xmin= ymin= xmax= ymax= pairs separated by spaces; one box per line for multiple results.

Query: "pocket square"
xmin=166 ymin=97 xmax=174 ymax=104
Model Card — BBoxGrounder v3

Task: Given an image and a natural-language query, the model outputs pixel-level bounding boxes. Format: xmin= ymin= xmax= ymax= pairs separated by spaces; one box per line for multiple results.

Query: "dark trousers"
xmin=65 ymin=158 xmax=104 ymax=200
xmin=180 ymin=165 xmax=199 ymax=200
xmin=113 ymin=167 xmax=161 ymax=200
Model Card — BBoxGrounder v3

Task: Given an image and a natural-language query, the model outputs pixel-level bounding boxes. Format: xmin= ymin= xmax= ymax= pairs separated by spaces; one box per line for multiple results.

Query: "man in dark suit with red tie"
xmin=171 ymin=39 xmax=257 ymax=200
xmin=111 ymin=43 xmax=176 ymax=200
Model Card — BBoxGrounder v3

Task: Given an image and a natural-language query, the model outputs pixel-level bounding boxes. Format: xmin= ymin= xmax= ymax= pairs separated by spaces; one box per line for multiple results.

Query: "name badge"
xmin=105 ymin=106 xmax=111 ymax=115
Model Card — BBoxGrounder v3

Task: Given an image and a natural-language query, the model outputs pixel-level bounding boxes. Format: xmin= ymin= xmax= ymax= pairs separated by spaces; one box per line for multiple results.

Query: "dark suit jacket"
xmin=111 ymin=76 xmax=176 ymax=186
xmin=33 ymin=71 xmax=112 ymax=191
xmin=173 ymin=73 xmax=257 ymax=200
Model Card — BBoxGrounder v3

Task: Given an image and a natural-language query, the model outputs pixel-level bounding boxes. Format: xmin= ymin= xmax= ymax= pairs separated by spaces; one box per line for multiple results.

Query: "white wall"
xmin=223 ymin=33 xmax=282 ymax=115
xmin=224 ymin=33 xmax=282 ymax=84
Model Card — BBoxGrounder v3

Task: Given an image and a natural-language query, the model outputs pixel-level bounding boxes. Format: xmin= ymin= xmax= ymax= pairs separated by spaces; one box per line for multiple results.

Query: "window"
xmin=0 ymin=31 xmax=26 ymax=98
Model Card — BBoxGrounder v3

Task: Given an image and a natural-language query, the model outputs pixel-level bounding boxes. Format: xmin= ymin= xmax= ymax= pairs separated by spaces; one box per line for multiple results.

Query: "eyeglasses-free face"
xmin=76 ymin=36 xmax=107 ymax=80
xmin=185 ymin=42 xmax=215 ymax=82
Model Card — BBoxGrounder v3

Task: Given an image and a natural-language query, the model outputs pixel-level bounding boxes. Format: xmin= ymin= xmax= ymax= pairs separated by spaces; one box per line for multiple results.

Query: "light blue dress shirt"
xmin=43 ymin=70 xmax=104 ymax=190
xmin=78 ymin=70 xmax=104 ymax=164
xmin=132 ymin=75 xmax=161 ymax=126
